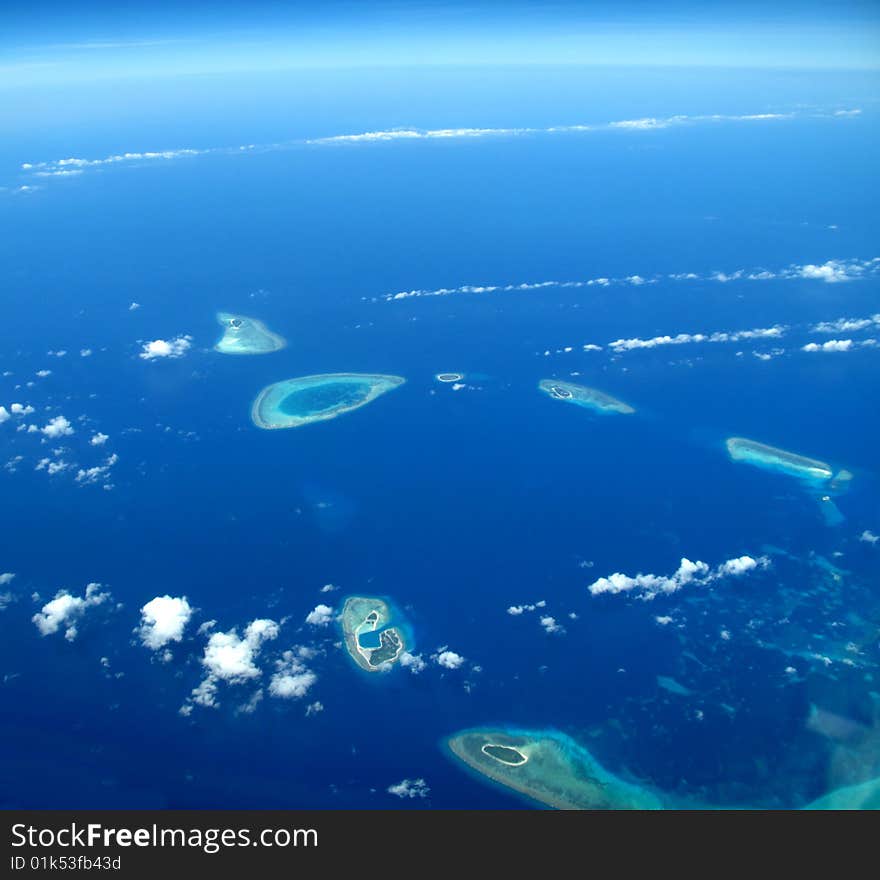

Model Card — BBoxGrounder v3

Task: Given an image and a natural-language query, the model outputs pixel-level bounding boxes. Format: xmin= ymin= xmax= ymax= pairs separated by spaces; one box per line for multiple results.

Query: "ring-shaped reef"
xmin=538 ymin=379 xmax=635 ymax=415
xmin=447 ymin=727 xmax=664 ymax=810
xmin=214 ymin=312 xmax=286 ymax=355
xmin=251 ymin=373 xmax=405 ymax=430
xmin=436 ymin=373 xmax=465 ymax=383
xmin=341 ymin=596 xmax=408 ymax=672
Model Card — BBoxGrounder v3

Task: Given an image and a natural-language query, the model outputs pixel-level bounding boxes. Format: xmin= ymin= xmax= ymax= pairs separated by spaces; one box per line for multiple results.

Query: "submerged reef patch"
xmin=214 ymin=312 xmax=286 ymax=355
xmin=538 ymin=379 xmax=635 ymax=415
xmin=447 ymin=727 xmax=663 ymax=810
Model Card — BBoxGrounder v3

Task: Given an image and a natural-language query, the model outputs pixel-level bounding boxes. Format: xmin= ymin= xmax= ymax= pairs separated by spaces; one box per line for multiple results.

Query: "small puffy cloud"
xmin=0 ymin=407 xmax=9 ymax=424
xmin=305 ymin=701 xmax=324 ymax=716
xmin=80 ymin=348 xmax=93 ymax=357
xmin=716 ymin=555 xmax=761 ymax=576
xmin=11 ymin=403 xmax=35 ymax=415
xmin=129 ymin=302 xmax=141 ymax=311
xmin=0 ymin=573 xmax=15 ymax=585
xmin=36 ymin=458 xmax=69 ymax=475
xmin=268 ymin=649 xmax=317 ymax=699
xmin=320 ymin=583 xmax=337 ymax=593
xmin=387 ymin=778 xmax=429 ymax=799
xmin=802 ymin=339 xmax=853 ymax=352
xmin=797 ymin=260 xmax=858 ymax=283
xmin=305 ymin=604 xmax=335 ymax=627
xmin=138 ymin=595 xmax=193 ymax=650
xmin=539 ymin=615 xmax=565 ymax=635
xmin=32 ymin=582 xmax=110 ymax=641
xmin=860 ymin=530 xmax=878 ymax=545
xmin=434 ymin=649 xmax=465 ymax=670
xmin=90 ymin=432 xmax=109 ymax=446
xmin=75 ymin=453 xmax=118 ymax=485
xmin=812 ymin=314 xmax=880 ymax=334
xmin=35 ymin=369 xmax=52 ymax=378
xmin=41 ymin=415 xmax=74 ymax=438
xmin=506 ymin=600 xmax=546 ymax=615
xmin=399 ymin=651 xmax=427 ymax=674
xmin=202 ymin=618 xmax=279 ymax=682
xmin=139 ymin=335 xmax=192 ymax=360
xmin=188 ymin=677 xmax=218 ymax=709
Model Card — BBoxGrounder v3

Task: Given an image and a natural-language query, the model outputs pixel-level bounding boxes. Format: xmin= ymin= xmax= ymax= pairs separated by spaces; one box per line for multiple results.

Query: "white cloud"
xmin=41 ymin=415 xmax=74 ymax=438
xmin=588 ymin=555 xmax=768 ymax=599
xmin=90 ymin=432 xmax=109 ymax=446
xmin=74 ymin=453 xmax=118 ymax=486
xmin=387 ymin=778 xmax=429 ymax=799
xmin=189 ymin=677 xmax=219 ymax=709
xmin=32 ymin=582 xmax=111 ymax=641
xmin=268 ymin=649 xmax=317 ymax=699
xmin=24 ymin=147 xmax=210 ymax=175
xmin=539 ymin=615 xmax=565 ymax=635
xmin=36 ymin=457 xmax=69 ymax=475
xmin=129 ymin=302 xmax=141 ymax=311
xmin=506 ymin=600 xmax=546 ymax=615
xmin=382 ymin=257 xmax=879 ymax=304
xmin=139 ymin=335 xmax=192 ymax=360
xmin=797 ymin=260 xmax=860 ymax=283
xmin=399 ymin=651 xmax=427 ymax=674
xmin=860 ymin=530 xmax=878 ymax=545
xmin=310 ymin=111 xmax=803 ymax=148
xmin=23 ymin=109 xmax=852 ymax=187
xmin=0 ymin=407 xmax=9 ymax=424
xmin=434 ymin=649 xmax=465 ymax=670
xmin=609 ymin=325 xmax=785 ymax=353
xmin=304 ymin=604 xmax=335 ymax=627
xmin=138 ymin=595 xmax=193 ymax=650
xmin=802 ymin=339 xmax=853 ymax=352
xmin=812 ymin=314 xmax=880 ymax=334
xmin=0 ymin=573 xmax=14 ymax=585
xmin=716 ymin=555 xmax=762 ymax=576
xmin=202 ymin=618 xmax=279 ymax=682
xmin=10 ymin=404 xmax=34 ymax=415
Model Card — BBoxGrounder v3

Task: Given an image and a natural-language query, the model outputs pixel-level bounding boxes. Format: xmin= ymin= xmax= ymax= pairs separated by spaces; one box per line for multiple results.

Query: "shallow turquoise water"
xmin=279 ymin=381 xmax=371 ymax=417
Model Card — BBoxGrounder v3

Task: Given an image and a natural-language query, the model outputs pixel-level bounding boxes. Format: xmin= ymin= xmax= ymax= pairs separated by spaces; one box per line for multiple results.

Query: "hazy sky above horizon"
xmin=2 ymin=1 xmax=879 ymax=89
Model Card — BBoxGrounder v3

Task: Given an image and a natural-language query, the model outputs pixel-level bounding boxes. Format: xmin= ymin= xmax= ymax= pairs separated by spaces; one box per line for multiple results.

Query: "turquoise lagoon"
xmin=214 ymin=312 xmax=286 ymax=355
xmin=340 ymin=596 xmax=411 ymax=672
xmin=251 ymin=373 xmax=405 ymax=430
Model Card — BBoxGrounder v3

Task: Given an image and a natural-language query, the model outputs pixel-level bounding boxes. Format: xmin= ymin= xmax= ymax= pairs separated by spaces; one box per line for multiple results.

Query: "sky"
xmin=2 ymin=1 xmax=879 ymax=89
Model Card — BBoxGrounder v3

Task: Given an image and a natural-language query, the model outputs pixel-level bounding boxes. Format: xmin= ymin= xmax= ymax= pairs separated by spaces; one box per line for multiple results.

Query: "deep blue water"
xmin=1 ymin=67 xmax=879 ymax=809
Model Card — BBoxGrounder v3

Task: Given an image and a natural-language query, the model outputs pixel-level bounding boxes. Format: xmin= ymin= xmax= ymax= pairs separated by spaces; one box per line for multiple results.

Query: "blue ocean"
xmin=1 ymin=64 xmax=879 ymax=809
